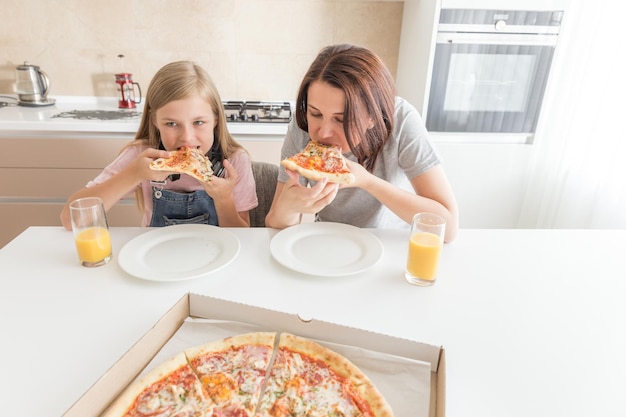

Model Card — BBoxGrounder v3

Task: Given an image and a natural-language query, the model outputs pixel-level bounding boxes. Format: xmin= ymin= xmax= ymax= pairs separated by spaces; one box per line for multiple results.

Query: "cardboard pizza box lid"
xmin=63 ymin=293 xmax=445 ymax=417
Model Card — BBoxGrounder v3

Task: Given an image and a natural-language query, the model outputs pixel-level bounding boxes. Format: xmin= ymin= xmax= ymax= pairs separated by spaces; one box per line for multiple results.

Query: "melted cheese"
xmin=294 ymin=141 xmax=350 ymax=174
xmin=127 ymin=367 xmax=214 ymax=417
xmin=190 ymin=344 xmax=273 ymax=412
xmin=257 ymin=350 xmax=368 ymax=417
xmin=149 ymin=146 xmax=214 ymax=182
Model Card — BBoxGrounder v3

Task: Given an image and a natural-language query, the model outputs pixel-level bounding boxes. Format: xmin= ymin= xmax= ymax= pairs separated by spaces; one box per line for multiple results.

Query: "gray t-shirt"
xmin=278 ymin=97 xmax=441 ymax=228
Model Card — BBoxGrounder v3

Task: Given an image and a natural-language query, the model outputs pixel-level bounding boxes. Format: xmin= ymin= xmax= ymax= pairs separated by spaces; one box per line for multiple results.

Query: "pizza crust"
xmin=278 ymin=333 xmax=394 ymax=417
xmin=101 ymin=352 xmax=199 ymax=417
xmin=279 ymin=333 xmax=368 ymax=382
xmin=184 ymin=331 xmax=276 ymax=360
xmin=281 ymin=158 xmax=355 ymax=184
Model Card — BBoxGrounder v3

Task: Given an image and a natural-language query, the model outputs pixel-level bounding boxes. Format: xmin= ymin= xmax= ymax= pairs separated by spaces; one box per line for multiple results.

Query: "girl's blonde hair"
xmin=128 ymin=61 xmax=244 ymax=212
xmin=134 ymin=60 xmax=241 ymax=157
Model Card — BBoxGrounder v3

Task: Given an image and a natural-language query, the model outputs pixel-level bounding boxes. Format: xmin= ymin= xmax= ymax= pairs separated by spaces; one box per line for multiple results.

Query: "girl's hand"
xmin=133 ymin=148 xmax=173 ymax=182
xmin=200 ymin=159 xmax=237 ymax=200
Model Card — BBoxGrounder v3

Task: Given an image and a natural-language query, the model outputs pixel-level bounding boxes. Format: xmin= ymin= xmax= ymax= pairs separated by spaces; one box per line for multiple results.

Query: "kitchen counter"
xmin=0 ymin=96 xmax=289 ymax=138
xmin=1 ymin=226 xmax=625 ymax=417
xmin=0 ymin=96 xmax=287 ymax=248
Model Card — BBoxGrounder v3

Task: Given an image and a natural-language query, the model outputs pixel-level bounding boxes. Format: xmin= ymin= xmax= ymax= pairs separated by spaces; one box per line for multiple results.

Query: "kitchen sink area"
xmin=0 ymin=96 xmax=291 ymax=138
xmin=0 ymin=96 xmax=142 ymax=137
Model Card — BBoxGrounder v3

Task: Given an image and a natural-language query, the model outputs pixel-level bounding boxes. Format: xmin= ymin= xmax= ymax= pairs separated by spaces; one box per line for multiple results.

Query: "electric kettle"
xmin=16 ymin=62 xmax=55 ymax=106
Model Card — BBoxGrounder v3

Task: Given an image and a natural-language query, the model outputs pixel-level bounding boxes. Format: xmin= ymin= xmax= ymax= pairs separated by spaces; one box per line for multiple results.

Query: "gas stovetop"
xmin=223 ymin=101 xmax=292 ymax=123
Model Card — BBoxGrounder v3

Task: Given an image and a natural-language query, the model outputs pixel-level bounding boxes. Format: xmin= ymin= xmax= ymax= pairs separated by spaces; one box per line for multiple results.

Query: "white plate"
xmin=270 ymin=222 xmax=384 ymax=277
xmin=118 ymin=224 xmax=240 ymax=281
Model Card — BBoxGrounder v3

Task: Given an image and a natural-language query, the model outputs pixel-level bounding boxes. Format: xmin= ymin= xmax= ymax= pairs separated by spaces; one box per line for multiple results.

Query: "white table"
xmin=1 ymin=226 xmax=625 ymax=417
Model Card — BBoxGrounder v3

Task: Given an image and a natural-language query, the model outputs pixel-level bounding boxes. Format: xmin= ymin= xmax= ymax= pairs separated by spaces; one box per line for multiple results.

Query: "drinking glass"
xmin=69 ymin=197 xmax=112 ymax=267
xmin=405 ymin=212 xmax=446 ymax=286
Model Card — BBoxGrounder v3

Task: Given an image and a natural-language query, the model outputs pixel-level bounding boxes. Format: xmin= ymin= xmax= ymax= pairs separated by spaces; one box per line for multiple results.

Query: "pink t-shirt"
xmin=86 ymin=144 xmax=258 ymax=226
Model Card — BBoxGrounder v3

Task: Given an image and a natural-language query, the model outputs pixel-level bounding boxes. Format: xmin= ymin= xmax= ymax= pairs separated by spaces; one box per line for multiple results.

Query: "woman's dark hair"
xmin=295 ymin=44 xmax=396 ymax=171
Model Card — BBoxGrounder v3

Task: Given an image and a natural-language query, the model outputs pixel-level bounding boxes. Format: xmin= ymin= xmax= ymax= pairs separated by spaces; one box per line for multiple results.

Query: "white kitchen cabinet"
xmin=396 ymin=0 xmax=440 ymax=115
xmin=0 ymin=136 xmax=143 ymax=248
xmin=0 ymin=134 xmax=285 ymax=248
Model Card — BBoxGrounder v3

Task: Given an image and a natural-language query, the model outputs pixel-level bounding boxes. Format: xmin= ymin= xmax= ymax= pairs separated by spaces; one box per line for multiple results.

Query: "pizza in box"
xmin=102 ymin=332 xmax=394 ymax=417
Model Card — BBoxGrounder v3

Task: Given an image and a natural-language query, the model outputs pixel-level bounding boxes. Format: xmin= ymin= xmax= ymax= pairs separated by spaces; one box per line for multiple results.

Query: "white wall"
xmin=397 ymin=0 xmax=626 ymax=229
xmin=396 ymin=0 xmax=555 ymax=228
xmin=0 ymin=1 xmax=404 ymax=101
xmin=437 ymin=143 xmax=533 ymax=228
xmin=517 ymin=0 xmax=626 ymax=229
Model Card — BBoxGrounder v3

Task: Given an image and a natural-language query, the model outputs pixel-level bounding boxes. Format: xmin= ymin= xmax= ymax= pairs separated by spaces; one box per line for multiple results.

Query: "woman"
xmin=60 ymin=61 xmax=257 ymax=229
xmin=265 ymin=44 xmax=458 ymax=242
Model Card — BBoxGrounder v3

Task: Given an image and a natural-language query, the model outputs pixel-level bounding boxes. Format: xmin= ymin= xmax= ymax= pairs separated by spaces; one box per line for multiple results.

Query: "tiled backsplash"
xmin=0 ymin=0 xmax=403 ymax=101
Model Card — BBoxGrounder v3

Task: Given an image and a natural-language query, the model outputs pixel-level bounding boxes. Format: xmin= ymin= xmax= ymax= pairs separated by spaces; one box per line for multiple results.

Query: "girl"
xmin=60 ymin=61 xmax=257 ymax=229
xmin=265 ymin=44 xmax=459 ymax=242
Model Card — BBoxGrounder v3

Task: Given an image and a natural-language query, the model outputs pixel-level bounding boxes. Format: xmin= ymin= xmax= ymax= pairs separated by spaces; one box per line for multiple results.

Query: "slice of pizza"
xmin=101 ymin=352 xmax=216 ymax=417
xmin=185 ymin=332 xmax=277 ymax=417
xmin=281 ymin=140 xmax=355 ymax=184
xmin=150 ymin=146 xmax=214 ymax=183
xmin=256 ymin=333 xmax=395 ymax=417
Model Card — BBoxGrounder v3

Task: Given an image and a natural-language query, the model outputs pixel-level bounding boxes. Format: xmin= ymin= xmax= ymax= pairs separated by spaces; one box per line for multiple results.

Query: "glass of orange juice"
xmin=69 ymin=197 xmax=112 ymax=267
xmin=405 ymin=212 xmax=446 ymax=286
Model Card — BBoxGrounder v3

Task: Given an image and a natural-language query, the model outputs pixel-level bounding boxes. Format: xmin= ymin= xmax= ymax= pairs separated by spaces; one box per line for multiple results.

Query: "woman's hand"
xmin=282 ymin=169 xmax=340 ymax=213
xmin=264 ymin=168 xmax=340 ymax=229
xmin=339 ymin=159 xmax=372 ymax=189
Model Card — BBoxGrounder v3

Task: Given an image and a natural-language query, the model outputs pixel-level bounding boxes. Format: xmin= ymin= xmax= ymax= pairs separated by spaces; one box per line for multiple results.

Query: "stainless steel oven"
xmin=425 ymin=9 xmax=564 ymax=142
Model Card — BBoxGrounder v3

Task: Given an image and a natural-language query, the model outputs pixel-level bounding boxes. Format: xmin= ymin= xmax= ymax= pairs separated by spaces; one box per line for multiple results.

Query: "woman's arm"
xmin=348 ymin=161 xmax=459 ymax=242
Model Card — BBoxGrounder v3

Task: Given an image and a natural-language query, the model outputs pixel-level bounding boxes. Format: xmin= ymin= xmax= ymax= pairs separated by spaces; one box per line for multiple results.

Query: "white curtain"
xmin=518 ymin=0 xmax=626 ymax=229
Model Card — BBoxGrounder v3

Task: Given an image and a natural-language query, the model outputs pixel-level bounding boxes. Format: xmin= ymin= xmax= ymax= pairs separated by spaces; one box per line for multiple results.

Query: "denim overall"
xmin=149 ymin=186 xmax=218 ymax=227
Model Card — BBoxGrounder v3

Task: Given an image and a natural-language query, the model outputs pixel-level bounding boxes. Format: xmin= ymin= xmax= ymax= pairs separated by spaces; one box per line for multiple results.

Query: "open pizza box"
xmin=63 ymin=293 xmax=445 ymax=417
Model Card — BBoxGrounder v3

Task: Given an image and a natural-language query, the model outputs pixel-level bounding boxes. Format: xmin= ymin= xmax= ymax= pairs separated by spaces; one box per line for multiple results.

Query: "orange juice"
xmin=74 ymin=227 xmax=112 ymax=263
xmin=406 ymin=231 xmax=442 ymax=282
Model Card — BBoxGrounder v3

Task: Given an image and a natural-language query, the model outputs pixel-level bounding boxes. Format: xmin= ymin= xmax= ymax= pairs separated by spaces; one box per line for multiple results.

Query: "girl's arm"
xmin=60 ymin=148 xmax=170 ymax=230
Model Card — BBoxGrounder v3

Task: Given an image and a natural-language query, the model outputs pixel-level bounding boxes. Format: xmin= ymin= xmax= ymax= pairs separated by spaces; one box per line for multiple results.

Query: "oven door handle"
xmin=436 ymin=32 xmax=558 ymax=47
xmin=438 ymin=23 xmax=560 ymax=35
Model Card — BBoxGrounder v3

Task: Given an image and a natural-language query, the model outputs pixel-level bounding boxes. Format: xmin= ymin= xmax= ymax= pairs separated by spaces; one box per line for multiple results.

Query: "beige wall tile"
xmin=0 ymin=0 xmax=403 ymax=101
